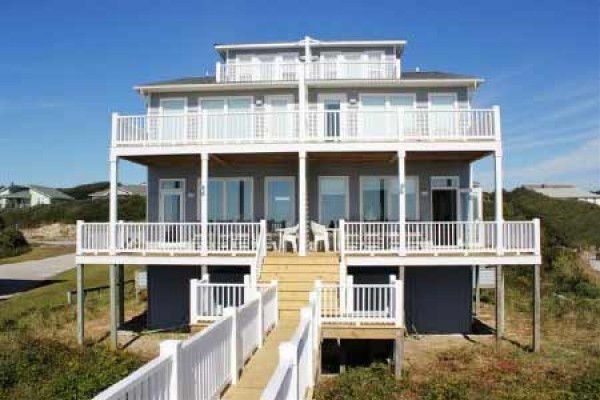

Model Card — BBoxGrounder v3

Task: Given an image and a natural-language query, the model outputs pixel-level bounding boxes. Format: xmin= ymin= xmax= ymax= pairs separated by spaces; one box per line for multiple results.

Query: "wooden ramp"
xmin=223 ymin=253 xmax=339 ymax=399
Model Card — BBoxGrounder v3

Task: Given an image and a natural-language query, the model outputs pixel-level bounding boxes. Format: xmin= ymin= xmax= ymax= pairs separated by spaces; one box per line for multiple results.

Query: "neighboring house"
xmin=525 ymin=184 xmax=600 ymax=206
xmin=75 ymin=36 xmax=542 ymax=379
xmin=88 ymin=184 xmax=147 ymax=200
xmin=0 ymin=184 xmax=73 ymax=209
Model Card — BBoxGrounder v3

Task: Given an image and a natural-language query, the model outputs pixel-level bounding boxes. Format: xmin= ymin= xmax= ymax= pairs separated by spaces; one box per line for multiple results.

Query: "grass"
xmin=315 ymin=251 xmax=600 ymax=400
xmin=0 ymin=264 xmax=145 ymax=399
xmin=0 ymin=244 xmax=74 ymax=265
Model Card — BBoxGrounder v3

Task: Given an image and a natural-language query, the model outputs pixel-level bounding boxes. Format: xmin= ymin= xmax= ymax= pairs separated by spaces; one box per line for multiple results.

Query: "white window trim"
xmin=197 ymin=96 xmax=255 ymax=113
xmin=318 ymin=176 xmax=350 ymax=224
xmin=264 ymin=176 xmax=296 ymax=225
xmin=429 ymin=175 xmax=461 ymax=222
xmin=158 ymin=178 xmax=186 ymax=222
xmin=264 ymin=95 xmax=295 ymax=111
xmin=317 ymin=93 xmax=347 ymax=110
xmin=359 ymin=176 xmax=419 ymax=221
xmin=159 ymin=97 xmax=188 ymax=114
xmin=199 ymin=177 xmax=254 ymax=222
xmin=428 ymin=92 xmax=458 ymax=109
xmin=358 ymin=93 xmax=417 ymax=109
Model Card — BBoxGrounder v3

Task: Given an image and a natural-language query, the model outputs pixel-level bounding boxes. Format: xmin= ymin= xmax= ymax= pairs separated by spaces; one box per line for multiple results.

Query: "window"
xmin=319 ymin=177 xmax=348 ymax=228
xmin=207 ymin=178 xmax=253 ymax=222
xmin=265 ymin=177 xmax=295 ymax=228
xmin=360 ymin=176 xmax=418 ymax=221
xmin=159 ymin=179 xmax=185 ymax=222
xmin=360 ymin=94 xmax=415 ymax=138
xmin=159 ymin=98 xmax=187 ymax=141
xmin=199 ymin=97 xmax=252 ymax=140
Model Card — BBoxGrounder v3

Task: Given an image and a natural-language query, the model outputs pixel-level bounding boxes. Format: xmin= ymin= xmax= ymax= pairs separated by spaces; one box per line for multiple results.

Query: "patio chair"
xmin=311 ymin=221 xmax=330 ymax=252
xmin=279 ymin=225 xmax=299 ymax=253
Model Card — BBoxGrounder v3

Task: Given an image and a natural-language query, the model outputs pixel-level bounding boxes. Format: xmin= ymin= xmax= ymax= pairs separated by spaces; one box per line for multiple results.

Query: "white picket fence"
xmin=261 ymin=291 xmax=320 ymax=400
xmin=94 ymin=283 xmax=278 ymax=400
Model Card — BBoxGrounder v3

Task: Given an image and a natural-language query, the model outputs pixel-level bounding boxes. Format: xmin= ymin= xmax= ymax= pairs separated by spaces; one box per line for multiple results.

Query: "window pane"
xmin=160 ymin=180 xmax=183 ymax=190
xmin=228 ymin=98 xmax=252 ymax=110
xmin=162 ymin=194 xmax=181 ymax=222
xmin=362 ymin=177 xmax=384 ymax=221
xmin=200 ymin=99 xmax=225 ymax=111
xmin=406 ymin=177 xmax=418 ymax=221
xmin=208 ymin=180 xmax=224 ymax=221
xmin=390 ymin=95 xmax=414 ymax=108
xmin=319 ymin=177 xmax=347 ymax=227
xmin=266 ymin=179 xmax=295 ymax=227
xmin=161 ymin=99 xmax=185 ymax=113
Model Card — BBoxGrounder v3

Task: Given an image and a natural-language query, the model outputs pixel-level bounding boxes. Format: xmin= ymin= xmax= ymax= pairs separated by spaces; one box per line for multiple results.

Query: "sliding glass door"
xmin=319 ymin=177 xmax=348 ymax=228
xmin=360 ymin=176 xmax=419 ymax=221
xmin=265 ymin=177 xmax=295 ymax=229
xmin=207 ymin=178 xmax=253 ymax=222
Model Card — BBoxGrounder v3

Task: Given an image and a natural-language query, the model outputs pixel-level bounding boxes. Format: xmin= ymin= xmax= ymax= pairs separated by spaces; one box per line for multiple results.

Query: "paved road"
xmin=0 ymin=254 xmax=75 ymax=299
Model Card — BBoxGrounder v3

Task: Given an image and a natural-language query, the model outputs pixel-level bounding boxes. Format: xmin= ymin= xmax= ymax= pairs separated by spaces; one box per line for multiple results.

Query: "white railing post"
xmin=494 ymin=151 xmax=504 ymax=255
xmin=190 ymin=279 xmax=199 ymax=325
xmin=76 ymin=220 xmax=83 ymax=255
xmin=109 ymin=155 xmax=119 ymax=256
xmin=298 ymin=151 xmax=307 ymax=255
xmin=394 ymin=277 xmax=404 ymax=328
xmin=339 ymin=219 xmax=346 ymax=258
xmin=261 ymin=219 xmax=267 ymax=253
xmin=159 ymin=340 xmax=181 ymax=399
xmin=533 ymin=218 xmax=541 ymax=256
xmin=345 ymin=275 xmax=354 ymax=315
xmin=281 ymin=342 xmax=298 ymax=399
xmin=257 ymin=290 xmax=264 ymax=348
xmin=492 ymin=105 xmax=502 ymax=141
xmin=243 ymin=274 xmax=252 ymax=304
xmin=395 ymin=58 xmax=401 ymax=79
xmin=397 ymin=150 xmax=406 ymax=256
xmin=216 ymin=62 xmax=222 ymax=83
xmin=200 ymin=152 xmax=209 ymax=255
xmin=224 ymin=307 xmax=238 ymax=384
xmin=300 ymin=307 xmax=314 ymax=390
xmin=111 ymin=112 xmax=119 ymax=148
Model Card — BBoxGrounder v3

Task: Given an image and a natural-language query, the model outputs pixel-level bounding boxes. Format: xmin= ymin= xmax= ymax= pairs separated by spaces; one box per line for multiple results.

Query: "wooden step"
xmin=278 ymin=300 xmax=311 ymax=310
xmin=261 ymin=264 xmax=338 ymax=273
xmin=264 ymin=257 xmax=338 ymax=265
xmin=260 ymin=271 xmax=339 ymax=280
xmin=280 ymin=309 xmax=304 ymax=320
xmin=277 ymin=291 xmax=311 ymax=301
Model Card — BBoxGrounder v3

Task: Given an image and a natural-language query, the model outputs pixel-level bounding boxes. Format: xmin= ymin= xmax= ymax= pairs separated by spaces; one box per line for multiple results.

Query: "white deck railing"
xmin=96 ymin=282 xmax=278 ymax=400
xmin=262 ymin=291 xmax=320 ymax=400
xmin=317 ymin=277 xmax=403 ymax=325
xmin=77 ymin=221 xmax=262 ymax=255
xmin=216 ymin=61 xmax=399 ymax=83
xmin=342 ymin=220 xmax=540 ymax=255
xmin=112 ymin=108 xmax=498 ymax=147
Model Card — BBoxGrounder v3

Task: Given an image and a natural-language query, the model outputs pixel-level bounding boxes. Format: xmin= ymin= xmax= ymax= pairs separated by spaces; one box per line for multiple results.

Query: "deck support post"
xmin=117 ymin=264 xmax=125 ymax=327
xmin=109 ymin=264 xmax=119 ymax=349
xmin=109 ymin=154 xmax=119 ymax=256
xmin=494 ymin=151 xmax=504 ymax=255
xmin=298 ymin=151 xmax=307 ymax=256
xmin=394 ymin=330 xmax=404 ymax=378
xmin=533 ymin=264 xmax=541 ymax=352
xmin=495 ymin=265 xmax=504 ymax=343
xmin=397 ymin=150 xmax=406 ymax=255
xmin=474 ymin=266 xmax=481 ymax=317
xmin=200 ymin=152 xmax=209 ymax=255
xmin=76 ymin=264 xmax=84 ymax=345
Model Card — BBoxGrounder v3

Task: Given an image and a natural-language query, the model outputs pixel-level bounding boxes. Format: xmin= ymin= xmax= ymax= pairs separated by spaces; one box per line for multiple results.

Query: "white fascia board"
xmin=75 ymin=255 xmax=255 ymax=266
xmin=346 ymin=255 xmax=542 ymax=266
xmin=134 ymin=82 xmax=299 ymax=94
xmin=114 ymin=141 xmax=500 ymax=159
xmin=307 ymin=78 xmax=484 ymax=89
xmin=214 ymin=39 xmax=407 ymax=51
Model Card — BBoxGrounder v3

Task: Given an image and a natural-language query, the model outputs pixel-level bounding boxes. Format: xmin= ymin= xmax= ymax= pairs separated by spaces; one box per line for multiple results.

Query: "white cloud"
xmin=506 ymin=137 xmax=600 ymax=186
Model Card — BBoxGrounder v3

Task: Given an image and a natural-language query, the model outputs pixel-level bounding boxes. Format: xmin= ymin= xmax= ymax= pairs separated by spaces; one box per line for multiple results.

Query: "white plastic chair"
xmin=311 ymin=221 xmax=330 ymax=252
xmin=279 ymin=225 xmax=299 ymax=253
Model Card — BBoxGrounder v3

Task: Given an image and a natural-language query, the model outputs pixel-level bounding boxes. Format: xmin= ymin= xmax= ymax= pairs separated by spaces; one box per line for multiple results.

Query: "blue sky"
xmin=1 ymin=0 xmax=598 ymax=190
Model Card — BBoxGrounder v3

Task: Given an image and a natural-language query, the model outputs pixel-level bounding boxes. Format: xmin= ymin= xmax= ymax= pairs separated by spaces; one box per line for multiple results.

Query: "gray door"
xmin=404 ymin=266 xmax=472 ymax=334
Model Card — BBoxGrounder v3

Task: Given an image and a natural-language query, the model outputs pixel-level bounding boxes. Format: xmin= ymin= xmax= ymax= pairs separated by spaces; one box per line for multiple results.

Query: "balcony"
xmin=76 ymin=220 xmax=539 ymax=258
xmin=216 ymin=61 xmax=400 ymax=83
xmin=112 ymin=108 xmax=498 ymax=148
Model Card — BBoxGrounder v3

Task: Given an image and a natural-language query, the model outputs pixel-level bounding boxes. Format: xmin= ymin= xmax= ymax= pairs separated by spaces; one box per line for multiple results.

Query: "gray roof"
xmin=89 ymin=184 xmax=147 ymax=198
xmin=138 ymin=71 xmax=479 ymax=87
xmin=28 ymin=185 xmax=74 ymax=200
xmin=525 ymin=184 xmax=600 ymax=200
xmin=0 ymin=190 xmax=31 ymax=200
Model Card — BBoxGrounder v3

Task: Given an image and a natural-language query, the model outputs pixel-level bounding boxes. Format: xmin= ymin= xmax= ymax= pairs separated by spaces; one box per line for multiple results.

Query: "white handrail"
xmin=112 ymin=108 xmax=499 ymax=147
xmin=342 ymin=220 xmax=539 ymax=255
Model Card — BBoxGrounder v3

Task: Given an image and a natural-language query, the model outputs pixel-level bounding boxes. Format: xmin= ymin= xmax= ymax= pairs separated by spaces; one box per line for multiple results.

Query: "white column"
xmin=160 ymin=340 xmax=182 ymax=399
xmin=201 ymin=153 xmax=209 ymax=255
xmin=109 ymin=155 xmax=119 ymax=255
xmin=397 ymin=150 xmax=406 ymax=255
xmin=298 ymin=151 xmax=307 ymax=256
xmin=494 ymin=151 xmax=504 ymax=255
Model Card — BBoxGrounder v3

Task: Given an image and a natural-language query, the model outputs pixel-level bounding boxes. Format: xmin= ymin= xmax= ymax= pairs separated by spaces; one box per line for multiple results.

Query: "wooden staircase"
xmin=259 ymin=253 xmax=339 ymax=320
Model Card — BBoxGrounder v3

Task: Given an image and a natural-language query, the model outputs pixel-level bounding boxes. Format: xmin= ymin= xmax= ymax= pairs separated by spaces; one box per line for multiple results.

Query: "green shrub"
xmin=315 ymin=364 xmax=401 ymax=400
xmin=0 ymin=227 xmax=29 ymax=258
xmin=551 ymin=250 xmax=600 ymax=299
xmin=568 ymin=363 xmax=600 ymax=400
xmin=0 ymin=334 xmax=142 ymax=399
xmin=0 ymin=196 xmax=146 ymax=229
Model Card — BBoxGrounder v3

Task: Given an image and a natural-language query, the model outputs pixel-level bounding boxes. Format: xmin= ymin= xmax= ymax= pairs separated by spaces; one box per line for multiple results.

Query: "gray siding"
xmin=147 ymin=160 xmax=470 ymax=223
